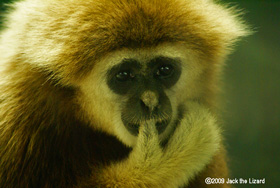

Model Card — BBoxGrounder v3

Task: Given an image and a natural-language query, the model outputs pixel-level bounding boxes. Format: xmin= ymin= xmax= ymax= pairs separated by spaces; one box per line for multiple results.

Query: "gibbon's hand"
xmin=93 ymin=102 xmax=221 ymax=188
xmin=130 ymin=120 xmax=162 ymax=165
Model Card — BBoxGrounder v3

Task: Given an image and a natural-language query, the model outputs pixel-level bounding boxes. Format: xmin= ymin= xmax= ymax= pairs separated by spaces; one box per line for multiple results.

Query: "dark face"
xmin=107 ymin=56 xmax=182 ymax=135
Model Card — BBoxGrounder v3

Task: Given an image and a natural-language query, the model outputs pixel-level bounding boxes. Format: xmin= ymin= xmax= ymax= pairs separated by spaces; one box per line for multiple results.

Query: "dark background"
xmin=1 ymin=0 xmax=279 ymax=187
xmin=222 ymin=1 xmax=280 ymax=187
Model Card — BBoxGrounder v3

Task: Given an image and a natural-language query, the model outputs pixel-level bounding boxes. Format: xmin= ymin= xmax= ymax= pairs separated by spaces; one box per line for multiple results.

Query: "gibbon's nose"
xmin=140 ymin=91 xmax=159 ymax=111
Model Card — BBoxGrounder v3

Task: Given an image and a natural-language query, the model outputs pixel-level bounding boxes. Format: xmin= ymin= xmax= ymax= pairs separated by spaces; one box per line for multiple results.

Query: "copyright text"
xmin=205 ymin=177 xmax=266 ymax=185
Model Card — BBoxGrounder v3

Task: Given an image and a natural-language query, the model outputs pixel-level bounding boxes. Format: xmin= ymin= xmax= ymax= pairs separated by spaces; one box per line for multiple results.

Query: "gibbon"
xmin=0 ymin=0 xmax=249 ymax=187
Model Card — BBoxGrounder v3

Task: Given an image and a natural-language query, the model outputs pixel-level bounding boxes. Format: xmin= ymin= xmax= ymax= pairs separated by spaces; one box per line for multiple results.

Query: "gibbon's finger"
xmin=166 ymin=102 xmax=219 ymax=154
xmin=135 ymin=120 xmax=160 ymax=153
xmin=168 ymin=102 xmax=203 ymax=139
xmin=138 ymin=119 xmax=157 ymax=139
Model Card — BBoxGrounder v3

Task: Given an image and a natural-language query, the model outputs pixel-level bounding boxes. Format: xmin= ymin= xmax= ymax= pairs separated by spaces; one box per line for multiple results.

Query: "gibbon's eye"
xmin=156 ymin=65 xmax=174 ymax=78
xmin=116 ymin=71 xmax=135 ymax=82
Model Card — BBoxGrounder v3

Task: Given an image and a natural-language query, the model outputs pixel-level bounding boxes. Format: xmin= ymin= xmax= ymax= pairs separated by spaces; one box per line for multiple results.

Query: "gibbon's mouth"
xmin=124 ymin=119 xmax=170 ymax=136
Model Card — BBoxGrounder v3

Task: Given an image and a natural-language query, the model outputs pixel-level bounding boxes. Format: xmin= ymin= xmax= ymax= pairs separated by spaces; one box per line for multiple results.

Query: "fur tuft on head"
xmin=1 ymin=0 xmax=249 ymax=84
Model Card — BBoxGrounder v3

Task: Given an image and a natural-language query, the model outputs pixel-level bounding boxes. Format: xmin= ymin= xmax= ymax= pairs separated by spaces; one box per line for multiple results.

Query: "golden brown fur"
xmin=0 ymin=0 xmax=249 ymax=187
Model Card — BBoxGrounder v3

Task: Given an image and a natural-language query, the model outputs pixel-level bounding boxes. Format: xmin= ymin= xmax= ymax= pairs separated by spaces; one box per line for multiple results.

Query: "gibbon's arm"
xmin=187 ymin=146 xmax=230 ymax=188
xmin=77 ymin=102 xmax=221 ymax=188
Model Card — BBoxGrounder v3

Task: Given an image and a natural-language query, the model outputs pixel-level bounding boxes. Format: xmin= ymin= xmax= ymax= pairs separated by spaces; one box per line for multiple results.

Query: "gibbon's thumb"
xmin=132 ymin=119 xmax=161 ymax=159
xmin=136 ymin=120 xmax=158 ymax=147
xmin=139 ymin=120 xmax=157 ymax=136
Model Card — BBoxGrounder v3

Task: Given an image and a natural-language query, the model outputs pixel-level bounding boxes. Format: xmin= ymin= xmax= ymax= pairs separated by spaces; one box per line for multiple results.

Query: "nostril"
xmin=140 ymin=100 xmax=150 ymax=112
xmin=140 ymin=91 xmax=159 ymax=111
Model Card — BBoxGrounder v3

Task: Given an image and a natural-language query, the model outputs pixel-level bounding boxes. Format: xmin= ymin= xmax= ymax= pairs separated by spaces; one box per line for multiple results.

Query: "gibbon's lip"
xmin=125 ymin=119 xmax=170 ymax=136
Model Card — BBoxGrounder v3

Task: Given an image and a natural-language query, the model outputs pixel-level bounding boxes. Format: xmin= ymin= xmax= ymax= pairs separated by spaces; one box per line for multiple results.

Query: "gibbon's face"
xmin=78 ymin=43 xmax=204 ymax=146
